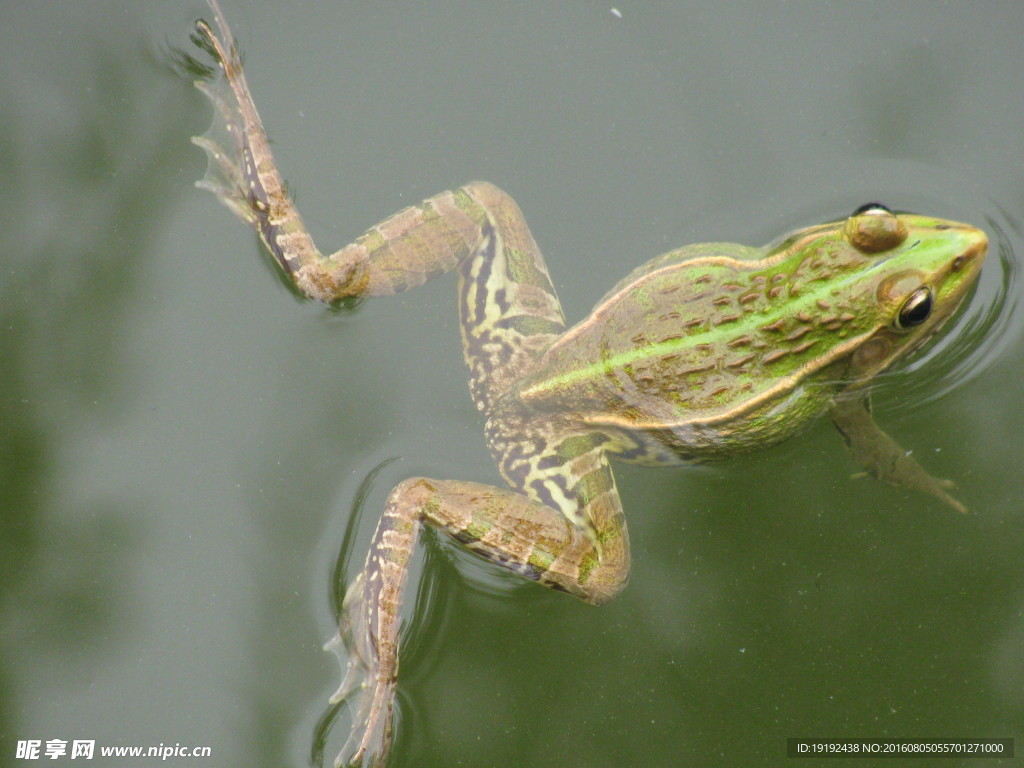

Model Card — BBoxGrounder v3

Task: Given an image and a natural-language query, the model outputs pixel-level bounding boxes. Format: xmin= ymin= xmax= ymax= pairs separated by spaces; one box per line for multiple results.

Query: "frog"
xmin=188 ymin=3 xmax=987 ymax=766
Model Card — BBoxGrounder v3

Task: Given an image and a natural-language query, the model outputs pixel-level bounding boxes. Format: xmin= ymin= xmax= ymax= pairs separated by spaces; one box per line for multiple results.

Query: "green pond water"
xmin=2 ymin=2 xmax=1022 ymax=766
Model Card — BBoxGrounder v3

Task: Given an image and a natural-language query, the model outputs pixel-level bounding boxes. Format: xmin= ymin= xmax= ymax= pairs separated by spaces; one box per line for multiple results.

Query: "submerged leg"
xmin=830 ymin=394 xmax=966 ymax=514
xmin=329 ymin=460 xmax=629 ymax=767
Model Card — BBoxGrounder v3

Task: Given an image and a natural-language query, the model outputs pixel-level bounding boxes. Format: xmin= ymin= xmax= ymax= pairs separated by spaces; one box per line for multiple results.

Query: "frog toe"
xmin=336 ymin=678 xmax=395 ymax=768
xmin=935 ymin=486 xmax=968 ymax=515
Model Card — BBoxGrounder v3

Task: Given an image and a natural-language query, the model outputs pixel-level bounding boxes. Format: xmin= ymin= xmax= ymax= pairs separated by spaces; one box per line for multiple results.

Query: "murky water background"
xmin=2 ymin=2 xmax=1022 ymax=766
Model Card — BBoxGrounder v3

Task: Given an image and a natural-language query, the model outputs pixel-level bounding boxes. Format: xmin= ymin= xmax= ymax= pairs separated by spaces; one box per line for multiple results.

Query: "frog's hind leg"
xmin=456 ymin=181 xmax=567 ymax=413
xmin=190 ymin=3 xmax=572 ymax=343
xmin=190 ymin=4 xmax=545 ymax=310
xmin=331 ymin=460 xmax=629 ymax=767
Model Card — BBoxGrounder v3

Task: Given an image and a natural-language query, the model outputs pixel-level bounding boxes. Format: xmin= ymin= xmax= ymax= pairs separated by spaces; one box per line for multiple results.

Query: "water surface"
xmin=1 ymin=2 xmax=1022 ymax=766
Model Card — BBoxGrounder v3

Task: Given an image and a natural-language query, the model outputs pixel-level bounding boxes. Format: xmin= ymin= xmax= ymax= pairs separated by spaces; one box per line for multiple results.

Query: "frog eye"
xmin=896 ymin=287 xmax=933 ymax=329
xmin=845 ymin=202 xmax=907 ymax=253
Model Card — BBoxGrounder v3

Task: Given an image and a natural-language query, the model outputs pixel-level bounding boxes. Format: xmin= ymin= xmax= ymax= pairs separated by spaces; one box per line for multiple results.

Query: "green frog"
xmin=189 ymin=3 xmax=987 ymax=765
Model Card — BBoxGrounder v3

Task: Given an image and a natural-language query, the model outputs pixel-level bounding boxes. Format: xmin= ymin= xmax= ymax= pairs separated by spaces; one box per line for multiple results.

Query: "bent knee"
xmin=581 ymin=563 xmax=629 ymax=605
xmin=546 ymin=550 xmax=629 ymax=606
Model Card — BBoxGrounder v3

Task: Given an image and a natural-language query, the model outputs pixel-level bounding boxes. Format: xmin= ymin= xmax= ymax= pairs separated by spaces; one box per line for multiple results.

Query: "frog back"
xmin=513 ymin=239 xmax=874 ymax=459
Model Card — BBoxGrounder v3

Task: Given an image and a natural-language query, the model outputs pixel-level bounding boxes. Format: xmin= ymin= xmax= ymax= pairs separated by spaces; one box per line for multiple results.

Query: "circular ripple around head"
xmin=886 ymin=205 xmax=1021 ymax=408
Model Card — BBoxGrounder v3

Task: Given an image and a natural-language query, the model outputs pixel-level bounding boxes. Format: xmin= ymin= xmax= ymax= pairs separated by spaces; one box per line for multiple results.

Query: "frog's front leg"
xmin=330 ymin=457 xmax=629 ymax=767
xmin=830 ymin=393 xmax=966 ymax=514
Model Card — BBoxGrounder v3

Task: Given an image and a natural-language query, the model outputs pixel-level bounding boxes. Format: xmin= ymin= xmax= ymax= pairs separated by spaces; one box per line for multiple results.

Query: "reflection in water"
xmin=0 ymin=31 xmax=198 ymax=761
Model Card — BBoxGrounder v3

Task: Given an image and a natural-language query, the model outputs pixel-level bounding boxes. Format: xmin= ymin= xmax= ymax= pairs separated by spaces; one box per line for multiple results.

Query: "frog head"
xmin=801 ymin=203 xmax=987 ymax=387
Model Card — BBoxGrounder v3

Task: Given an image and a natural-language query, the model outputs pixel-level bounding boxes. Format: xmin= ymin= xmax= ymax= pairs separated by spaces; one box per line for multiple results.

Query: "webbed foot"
xmin=189 ymin=4 xmax=256 ymax=223
xmin=324 ymin=572 xmax=398 ymax=768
